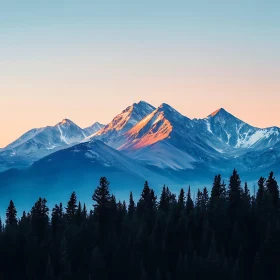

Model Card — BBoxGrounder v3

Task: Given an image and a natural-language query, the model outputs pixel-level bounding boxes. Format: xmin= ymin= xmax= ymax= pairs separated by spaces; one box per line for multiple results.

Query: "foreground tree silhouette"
xmin=65 ymin=191 xmax=78 ymax=223
xmin=92 ymin=177 xmax=111 ymax=242
xmin=256 ymin=177 xmax=266 ymax=211
xmin=6 ymin=200 xmax=17 ymax=227
xmin=266 ymin=172 xmax=279 ymax=209
xmin=128 ymin=191 xmax=135 ymax=219
xmin=31 ymin=197 xmax=49 ymax=241
xmin=228 ymin=169 xmax=242 ymax=223
xmin=0 ymin=171 xmax=279 ymax=279
xmin=186 ymin=186 xmax=194 ymax=215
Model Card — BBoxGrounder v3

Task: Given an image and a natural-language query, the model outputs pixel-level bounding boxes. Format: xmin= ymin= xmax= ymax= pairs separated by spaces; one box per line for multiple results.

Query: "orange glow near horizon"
xmin=1 ymin=38 xmax=280 ymax=148
xmin=1 ymin=77 xmax=280 ymax=148
xmin=1 ymin=0 xmax=280 ymax=148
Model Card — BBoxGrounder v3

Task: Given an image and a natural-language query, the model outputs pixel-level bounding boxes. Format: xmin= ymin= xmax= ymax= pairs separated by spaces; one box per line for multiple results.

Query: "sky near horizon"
xmin=0 ymin=0 xmax=279 ymax=147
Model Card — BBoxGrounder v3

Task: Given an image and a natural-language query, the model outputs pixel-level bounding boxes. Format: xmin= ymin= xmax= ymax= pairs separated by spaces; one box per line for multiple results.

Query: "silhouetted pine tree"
xmin=159 ymin=185 xmax=168 ymax=214
xmin=6 ymin=200 xmax=17 ymax=227
xmin=186 ymin=186 xmax=194 ymax=215
xmin=242 ymin=182 xmax=251 ymax=210
xmin=228 ymin=169 xmax=242 ymax=223
xmin=256 ymin=176 xmax=267 ymax=218
xmin=202 ymin=187 xmax=209 ymax=212
xmin=128 ymin=191 xmax=136 ymax=219
xmin=266 ymin=172 xmax=279 ymax=209
xmin=92 ymin=177 xmax=111 ymax=242
xmin=30 ymin=197 xmax=49 ymax=241
xmin=0 ymin=172 xmax=279 ymax=279
xmin=52 ymin=203 xmax=64 ymax=238
xmin=177 ymin=188 xmax=185 ymax=211
xmin=76 ymin=201 xmax=83 ymax=226
xmin=82 ymin=203 xmax=87 ymax=219
xmin=65 ymin=191 xmax=78 ymax=223
xmin=209 ymin=175 xmax=225 ymax=219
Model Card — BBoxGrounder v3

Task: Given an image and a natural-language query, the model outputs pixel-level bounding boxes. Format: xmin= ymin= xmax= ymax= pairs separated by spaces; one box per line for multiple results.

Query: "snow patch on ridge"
xmin=205 ymin=119 xmax=213 ymax=134
xmin=235 ymin=129 xmax=276 ymax=148
xmin=57 ymin=125 xmax=69 ymax=145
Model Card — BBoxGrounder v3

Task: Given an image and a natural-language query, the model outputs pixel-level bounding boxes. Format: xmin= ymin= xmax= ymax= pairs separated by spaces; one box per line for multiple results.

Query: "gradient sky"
xmin=1 ymin=0 xmax=279 ymax=147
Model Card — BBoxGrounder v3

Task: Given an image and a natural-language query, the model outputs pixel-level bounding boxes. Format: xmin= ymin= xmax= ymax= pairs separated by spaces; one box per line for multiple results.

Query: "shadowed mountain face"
xmin=1 ymin=101 xmax=280 ymax=213
xmin=0 ymin=119 xmax=106 ymax=172
xmin=0 ymin=119 xmax=88 ymax=172
xmin=0 ymin=140 xmax=175 ymax=215
xmin=2 ymin=101 xmax=280 ymax=173
xmin=87 ymin=101 xmax=156 ymax=148
xmin=83 ymin=122 xmax=105 ymax=136
xmin=202 ymin=108 xmax=280 ymax=149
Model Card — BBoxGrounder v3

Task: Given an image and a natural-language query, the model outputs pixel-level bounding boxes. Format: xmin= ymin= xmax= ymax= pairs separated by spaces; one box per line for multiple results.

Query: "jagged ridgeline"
xmin=1 ymin=101 xmax=280 ymax=214
xmin=1 ymin=101 xmax=280 ymax=180
xmin=1 ymin=169 xmax=279 ymax=279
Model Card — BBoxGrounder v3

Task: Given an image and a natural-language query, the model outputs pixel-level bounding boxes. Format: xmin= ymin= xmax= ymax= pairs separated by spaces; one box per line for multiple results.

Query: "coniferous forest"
xmin=1 ymin=169 xmax=280 ymax=279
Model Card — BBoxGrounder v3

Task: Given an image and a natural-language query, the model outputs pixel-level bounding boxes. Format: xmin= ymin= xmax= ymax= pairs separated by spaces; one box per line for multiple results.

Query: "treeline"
xmin=0 ymin=170 xmax=279 ymax=279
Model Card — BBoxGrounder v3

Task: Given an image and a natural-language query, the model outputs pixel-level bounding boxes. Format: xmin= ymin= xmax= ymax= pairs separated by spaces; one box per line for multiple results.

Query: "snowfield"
xmin=1 ymin=101 xmax=280 ymax=179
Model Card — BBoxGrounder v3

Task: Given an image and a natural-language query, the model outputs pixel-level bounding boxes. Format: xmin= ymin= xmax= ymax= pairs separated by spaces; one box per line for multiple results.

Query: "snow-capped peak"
xmin=159 ymin=103 xmax=176 ymax=111
xmin=136 ymin=100 xmax=155 ymax=111
xmin=3 ymin=118 xmax=87 ymax=155
xmin=56 ymin=118 xmax=76 ymax=127
xmin=157 ymin=103 xmax=189 ymax=120
xmin=208 ymin=108 xmax=225 ymax=117
xmin=90 ymin=101 xmax=155 ymax=139
xmin=203 ymin=108 xmax=280 ymax=149
xmin=2 ymin=101 xmax=280 ymax=175
xmin=122 ymin=109 xmax=172 ymax=150
xmin=208 ymin=108 xmax=233 ymax=118
xmin=83 ymin=122 xmax=105 ymax=136
xmin=119 ymin=104 xmax=190 ymax=150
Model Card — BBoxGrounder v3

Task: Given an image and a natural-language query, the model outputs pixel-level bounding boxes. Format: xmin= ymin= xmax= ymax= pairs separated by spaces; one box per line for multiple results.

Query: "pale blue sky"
xmin=0 ymin=0 xmax=279 ymax=146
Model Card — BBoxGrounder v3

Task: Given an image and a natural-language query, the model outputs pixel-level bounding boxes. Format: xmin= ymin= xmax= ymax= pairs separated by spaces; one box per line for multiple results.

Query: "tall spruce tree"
xmin=228 ymin=169 xmax=242 ymax=222
xmin=82 ymin=203 xmax=87 ymax=219
xmin=128 ymin=191 xmax=136 ymax=219
xmin=76 ymin=201 xmax=83 ymax=226
xmin=266 ymin=172 xmax=279 ymax=208
xmin=0 ymin=169 xmax=279 ymax=279
xmin=159 ymin=185 xmax=168 ymax=214
xmin=137 ymin=181 xmax=157 ymax=234
xmin=195 ymin=189 xmax=203 ymax=209
xmin=92 ymin=177 xmax=111 ymax=240
xmin=186 ymin=186 xmax=194 ymax=215
xmin=93 ymin=177 xmax=111 ymax=214
xmin=256 ymin=177 xmax=266 ymax=211
xmin=159 ymin=185 xmax=173 ymax=214
xmin=178 ymin=188 xmax=185 ymax=212
xmin=65 ymin=191 xmax=78 ymax=223
xmin=51 ymin=203 xmax=64 ymax=238
xmin=202 ymin=187 xmax=209 ymax=212
xmin=6 ymin=200 xmax=17 ymax=227
xmin=209 ymin=175 xmax=225 ymax=214
xmin=241 ymin=182 xmax=251 ymax=219
xmin=210 ymin=175 xmax=224 ymax=198
xmin=30 ymin=197 xmax=49 ymax=240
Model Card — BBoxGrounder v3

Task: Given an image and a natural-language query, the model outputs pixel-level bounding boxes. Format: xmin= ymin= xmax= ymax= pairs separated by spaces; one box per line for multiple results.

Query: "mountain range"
xmin=0 ymin=101 xmax=280 ymax=213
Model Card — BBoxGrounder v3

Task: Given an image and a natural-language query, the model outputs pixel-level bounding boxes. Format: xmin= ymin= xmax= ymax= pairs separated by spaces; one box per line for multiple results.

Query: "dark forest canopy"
xmin=1 ymin=169 xmax=280 ymax=279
